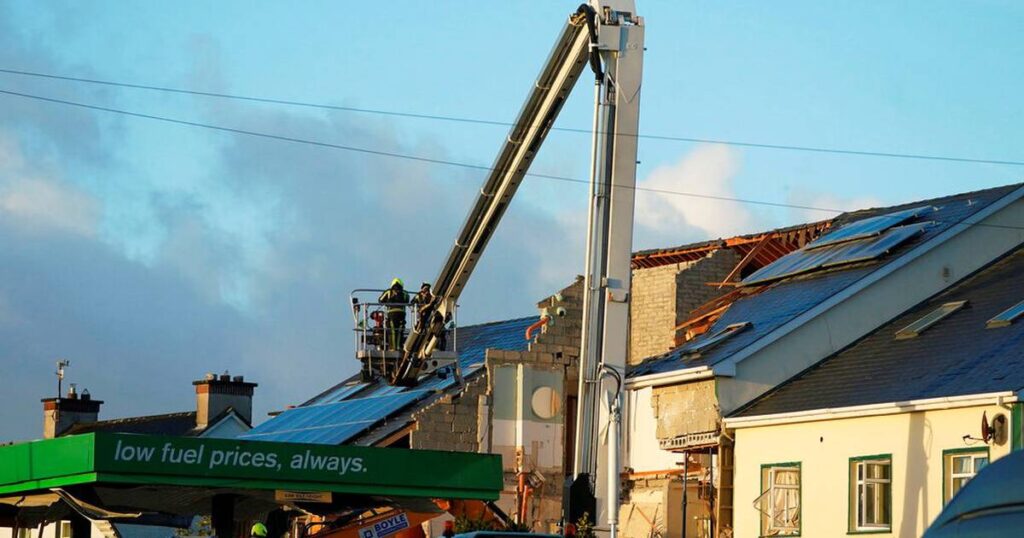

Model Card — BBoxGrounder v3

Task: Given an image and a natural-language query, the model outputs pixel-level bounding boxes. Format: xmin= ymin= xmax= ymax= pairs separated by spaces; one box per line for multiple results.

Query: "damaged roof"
xmin=241 ymin=316 xmax=536 ymax=445
xmin=734 ymin=245 xmax=1024 ymax=417
xmin=630 ymin=183 xmax=1024 ymax=378
xmin=631 ymin=220 xmax=831 ymax=270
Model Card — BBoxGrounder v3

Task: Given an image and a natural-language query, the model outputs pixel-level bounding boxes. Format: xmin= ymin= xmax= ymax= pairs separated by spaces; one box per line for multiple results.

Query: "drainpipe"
xmin=681 ymin=450 xmax=688 ymax=538
xmin=525 ymin=316 xmax=551 ymax=341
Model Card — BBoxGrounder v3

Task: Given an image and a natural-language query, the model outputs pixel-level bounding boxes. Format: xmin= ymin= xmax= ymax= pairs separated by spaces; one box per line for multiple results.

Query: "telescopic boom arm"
xmin=391 ymin=4 xmax=600 ymax=385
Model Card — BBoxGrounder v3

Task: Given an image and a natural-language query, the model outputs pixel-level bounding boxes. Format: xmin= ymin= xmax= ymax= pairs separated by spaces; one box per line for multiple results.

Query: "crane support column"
xmin=571 ymin=2 xmax=644 ymax=536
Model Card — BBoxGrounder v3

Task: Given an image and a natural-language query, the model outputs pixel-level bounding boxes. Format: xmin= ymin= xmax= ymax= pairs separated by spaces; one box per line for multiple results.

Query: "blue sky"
xmin=0 ymin=1 xmax=1021 ymax=440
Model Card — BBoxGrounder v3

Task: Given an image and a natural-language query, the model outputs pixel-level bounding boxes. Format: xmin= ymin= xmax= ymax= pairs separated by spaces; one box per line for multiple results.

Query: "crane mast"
xmin=379 ymin=3 xmax=643 ymax=536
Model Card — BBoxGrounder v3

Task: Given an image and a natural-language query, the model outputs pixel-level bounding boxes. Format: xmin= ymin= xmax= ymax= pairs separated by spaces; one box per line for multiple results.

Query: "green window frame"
xmin=756 ymin=462 xmax=801 ymax=536
xmin=848 ymin=454 xmax=892 ymax=534
xmin=942 ymin=447 xmax=990 ymax=504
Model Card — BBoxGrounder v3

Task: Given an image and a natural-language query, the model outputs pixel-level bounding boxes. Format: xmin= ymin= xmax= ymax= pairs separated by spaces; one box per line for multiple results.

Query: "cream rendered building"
xmin=726 ymin=248 xmax=1024 ymax=537
xmin=623 ymin=184 xmax=1024 ymax=536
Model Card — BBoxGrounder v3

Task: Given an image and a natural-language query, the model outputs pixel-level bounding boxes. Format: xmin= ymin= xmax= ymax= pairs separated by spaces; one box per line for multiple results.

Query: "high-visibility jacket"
xmin=379 ymin=288 xmax=409 ymax=314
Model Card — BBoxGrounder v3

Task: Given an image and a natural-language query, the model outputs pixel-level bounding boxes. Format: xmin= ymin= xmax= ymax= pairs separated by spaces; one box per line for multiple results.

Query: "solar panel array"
xmin=246 ymin=316 xmax=537 ymax=445
xmin=305 ymin=382 xmax=369 ymax=406
xmin=743 ymin=222 xmax=930 ymax=286
xmin=241 ymin=390 xmax=429 ymax=445
xmin=805 ymin=205 xmax=931 ymax=250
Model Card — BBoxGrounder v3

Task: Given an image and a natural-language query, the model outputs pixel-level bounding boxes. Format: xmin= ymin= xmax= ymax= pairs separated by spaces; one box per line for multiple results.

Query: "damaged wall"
xmin=630 ymin=249 xmax=741 ymax=365
xmin=651 ymin=379 xmax=721 ymax=442
xmin=409 ymin=373 xmax=488 ymax=452
xmin=407 ymin=278 xmax=584 ymax=533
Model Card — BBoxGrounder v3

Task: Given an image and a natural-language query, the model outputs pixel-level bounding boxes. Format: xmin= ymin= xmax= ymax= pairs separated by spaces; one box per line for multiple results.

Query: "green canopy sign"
xmin=0 ymin=433 xmax=502 ymax=501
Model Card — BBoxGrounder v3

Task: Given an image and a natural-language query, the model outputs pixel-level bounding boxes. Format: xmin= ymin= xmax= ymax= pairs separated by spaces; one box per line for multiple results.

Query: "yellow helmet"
xmin=391 ymin=278 xmax=404 ymax=288
xmin=251 ymin=523 xmax=268 ymax=537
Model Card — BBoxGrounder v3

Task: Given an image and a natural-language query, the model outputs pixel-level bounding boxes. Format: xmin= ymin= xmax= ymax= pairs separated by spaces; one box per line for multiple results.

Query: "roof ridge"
xmin=87 ymin=410 xmax=195 ymax=425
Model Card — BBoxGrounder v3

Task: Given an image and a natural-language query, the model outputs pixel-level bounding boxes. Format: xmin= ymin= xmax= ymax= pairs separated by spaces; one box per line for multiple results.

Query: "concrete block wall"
xmin=530 ymin=276 xmax=584 ymax=368
xmin=409 ymin=277 xmax=585 ymax=454
xmin=630 ymin=262 xmax=698 ymax=364
xmin=674 ymin=248 xmax=742 ymax=328
xmin=409 ymin=373 xmax=488 ymax=452
xmin=651 ymin=379 xmax=720 ymax=441
xmin=629 ymin=248 xmax=742 ymax=365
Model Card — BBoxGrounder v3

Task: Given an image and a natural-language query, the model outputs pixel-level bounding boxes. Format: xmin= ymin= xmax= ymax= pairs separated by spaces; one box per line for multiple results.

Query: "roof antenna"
xmin=55 ymin=359 xmax=70 ymax=399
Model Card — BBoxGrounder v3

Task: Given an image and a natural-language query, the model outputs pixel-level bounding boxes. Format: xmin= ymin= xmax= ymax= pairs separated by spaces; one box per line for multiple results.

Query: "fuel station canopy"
xmin=0 ymin=433 xmax=502 ymax=532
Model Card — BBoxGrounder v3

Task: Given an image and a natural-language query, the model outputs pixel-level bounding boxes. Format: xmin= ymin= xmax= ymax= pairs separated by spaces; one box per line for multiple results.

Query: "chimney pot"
xmin=232 ymin=375 xmax=244 ymax=382
xmin=219 ymin=374 xmax=230 ymax=382
xmin=205 ymin=372 xmax=216 ymax=381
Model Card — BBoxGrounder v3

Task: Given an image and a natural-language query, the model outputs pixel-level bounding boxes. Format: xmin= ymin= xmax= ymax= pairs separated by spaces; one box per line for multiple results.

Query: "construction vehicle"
xmin=352 ymin=2 xmax=643 ymax=536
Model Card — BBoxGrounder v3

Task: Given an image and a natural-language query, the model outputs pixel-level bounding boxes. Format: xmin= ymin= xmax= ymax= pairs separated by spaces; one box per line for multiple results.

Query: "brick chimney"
xmin=42 ymin=385 xmax=103 ymax=438
xmin=193 ymin=373 xmax=257 ymax=429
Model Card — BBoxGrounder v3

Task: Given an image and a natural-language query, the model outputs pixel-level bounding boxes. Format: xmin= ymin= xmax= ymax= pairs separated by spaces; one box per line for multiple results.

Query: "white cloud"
xmin=633 ymin=144 xmax=753 ymax=248
xmin=785 ymin=189 xmax=883 ymax=224
xmin=0 ymin=134 xmax=99 ymax=237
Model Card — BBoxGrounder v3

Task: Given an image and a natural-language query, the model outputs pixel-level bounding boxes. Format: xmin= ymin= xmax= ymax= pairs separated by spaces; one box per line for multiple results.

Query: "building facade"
xmin=727 ymin=246 xmax=1024 ymax=536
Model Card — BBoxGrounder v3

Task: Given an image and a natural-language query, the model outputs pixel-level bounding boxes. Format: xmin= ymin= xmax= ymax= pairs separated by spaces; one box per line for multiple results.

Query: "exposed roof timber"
xmin=718 ymin=235 xmax=772 ymax=288
xmin=630 ymin=220 xmax=832 ymax=270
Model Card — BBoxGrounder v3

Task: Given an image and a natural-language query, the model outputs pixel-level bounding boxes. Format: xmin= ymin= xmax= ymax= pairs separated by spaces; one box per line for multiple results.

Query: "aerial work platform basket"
xmin=349 ymin=289 xmax=460 ymax=383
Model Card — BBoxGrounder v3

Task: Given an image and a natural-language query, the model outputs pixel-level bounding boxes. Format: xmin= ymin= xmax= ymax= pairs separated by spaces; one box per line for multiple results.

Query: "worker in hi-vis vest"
xmin=379 ymin=278 xmax=410 ymax=350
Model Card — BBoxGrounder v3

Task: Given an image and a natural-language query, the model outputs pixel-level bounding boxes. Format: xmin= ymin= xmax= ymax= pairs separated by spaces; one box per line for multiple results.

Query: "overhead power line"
xmin=0 ymin=86 xmax=840 ymax=214
xmin=2 ymin=86 xmax=1023 ymax=234
xmin=2 ymin=67 xmax=1023 ymax=168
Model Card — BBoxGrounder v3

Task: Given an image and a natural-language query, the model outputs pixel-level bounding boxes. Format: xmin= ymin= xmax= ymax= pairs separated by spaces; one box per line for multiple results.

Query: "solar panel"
xmin=241 ymin=390 xmax=428 ymax=445
xmin=306 ymin=382 xmax=369 ymax=405
xmin=987 ymin=299 xmax=1024 ymax=328
xmin=743 ymin=222 xmax=929 ymax=286
xmin=805 ymin=206 xmax=931 ymax=250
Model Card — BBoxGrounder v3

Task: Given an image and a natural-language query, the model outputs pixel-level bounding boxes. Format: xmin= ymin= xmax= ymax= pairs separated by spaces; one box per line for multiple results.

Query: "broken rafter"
xmin=718 ymin=235 xmax=773 ymax=288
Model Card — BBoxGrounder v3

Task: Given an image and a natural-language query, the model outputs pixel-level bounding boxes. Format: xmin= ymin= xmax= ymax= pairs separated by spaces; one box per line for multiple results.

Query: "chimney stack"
xmin=193 ymin=373 xmax=257 ymax=429
xmin=42 ymin=386 xmax=103 ymax=438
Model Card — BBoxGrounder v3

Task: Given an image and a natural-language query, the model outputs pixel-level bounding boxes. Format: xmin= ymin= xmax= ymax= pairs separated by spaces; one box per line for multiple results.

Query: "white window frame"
xmin=852 ymin=457 xmax=891 ymax=532
xmin=755 ymin=463 xmax=801 ymax=536
xmin=945 ymin=450 xmax=989 ymax=502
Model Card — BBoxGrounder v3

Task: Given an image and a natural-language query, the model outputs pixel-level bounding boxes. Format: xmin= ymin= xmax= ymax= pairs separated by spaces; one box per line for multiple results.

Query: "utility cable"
xmin=2 ymin=86 xmax=1024 ymax=234
xmin=2 ymin=67 xmax=1023 ymax=168
xmin=0 ymin=86 xmax=839 ymax=213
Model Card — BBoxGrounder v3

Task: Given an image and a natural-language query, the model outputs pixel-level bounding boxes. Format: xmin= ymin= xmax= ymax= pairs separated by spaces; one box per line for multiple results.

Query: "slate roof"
xmin=241 ymin=315 xmax=536 ymax=445
xmin=64 ymin=411 xmax=199 ymax=436
xmin=629 ymin=183 xmax=1023 ymax=377
xmin=734 ymin=246 xmax=1024 ymax=417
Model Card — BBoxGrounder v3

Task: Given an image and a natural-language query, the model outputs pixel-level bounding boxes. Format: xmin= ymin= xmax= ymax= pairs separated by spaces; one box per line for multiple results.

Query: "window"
xmin=755 ymin=463 xmax=801 ymax=536
xmin=850 ymin=455 xmax=892 ymax=533
xmin=895 ymin=301 xmax=967 ymax=340
xmin=987 ymin=299 xmax=1024 ymax=328
xmin=943 ymin=449 xmax=989 ymax=503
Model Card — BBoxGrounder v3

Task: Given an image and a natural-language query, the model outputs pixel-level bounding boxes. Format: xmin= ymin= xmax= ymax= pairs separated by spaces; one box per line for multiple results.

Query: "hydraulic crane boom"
xmin=391 ymin=4 xmax=599 ymax=385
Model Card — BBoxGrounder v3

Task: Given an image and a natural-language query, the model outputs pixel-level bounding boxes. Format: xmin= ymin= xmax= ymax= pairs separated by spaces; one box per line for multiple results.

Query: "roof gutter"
xmin=722 ymin=184 xmax=1024 ymax=371
xmin=724 ymin=391 xmax=1018 ymax=429
xmin=625 ymin=365 xmax=714 ymax=390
